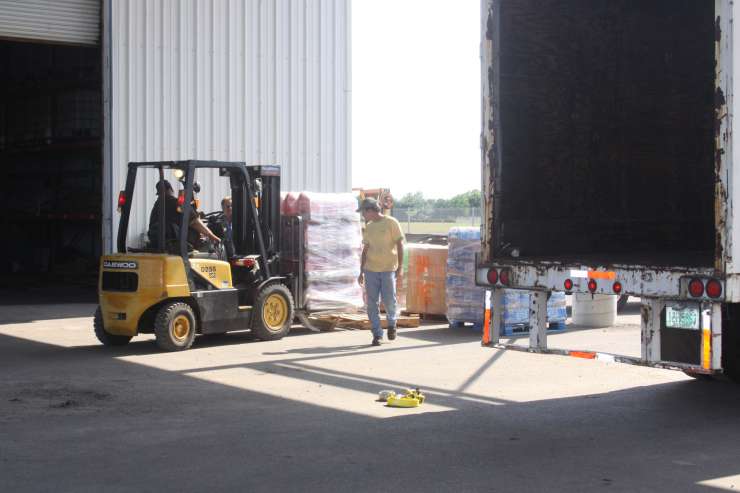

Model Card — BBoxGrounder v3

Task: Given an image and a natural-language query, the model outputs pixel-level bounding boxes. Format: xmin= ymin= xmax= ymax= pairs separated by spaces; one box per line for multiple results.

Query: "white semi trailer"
xmin=476 ymin=0 xmax=740 ymax=380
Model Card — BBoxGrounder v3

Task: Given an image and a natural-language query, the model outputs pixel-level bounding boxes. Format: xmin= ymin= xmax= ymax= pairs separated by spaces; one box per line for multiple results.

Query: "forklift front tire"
xmin=154 ymin=302 xmax=197 ymax=351
xmin=252 ymin=284 xmax=294 ymax=341
xmin=94 ymin=307 xmax=132 ymax=347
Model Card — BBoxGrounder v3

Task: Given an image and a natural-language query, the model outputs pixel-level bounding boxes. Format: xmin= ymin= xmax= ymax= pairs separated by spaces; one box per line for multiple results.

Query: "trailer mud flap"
xmin=661 ymin=303 xmax=702 ymax=366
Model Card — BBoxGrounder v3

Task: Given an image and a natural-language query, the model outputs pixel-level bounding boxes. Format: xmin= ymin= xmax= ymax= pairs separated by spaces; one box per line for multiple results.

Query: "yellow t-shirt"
xmin=363 ymin=216 xmax=405 ymax=272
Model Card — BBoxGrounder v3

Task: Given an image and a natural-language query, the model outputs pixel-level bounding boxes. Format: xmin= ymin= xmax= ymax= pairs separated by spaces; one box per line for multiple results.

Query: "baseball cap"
xmin=357 ymin=197 xmax=381 ymax=212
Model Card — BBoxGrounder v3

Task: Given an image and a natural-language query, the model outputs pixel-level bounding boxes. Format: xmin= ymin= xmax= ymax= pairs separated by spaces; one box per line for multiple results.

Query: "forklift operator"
xmin=147 ymin=179 xmax=220 ymax=249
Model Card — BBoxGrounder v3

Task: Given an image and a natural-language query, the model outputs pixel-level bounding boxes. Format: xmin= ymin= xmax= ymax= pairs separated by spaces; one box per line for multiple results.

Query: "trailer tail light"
xmin=612 ymin=282 xmax=622 ymax=295
xmin=688 ymin=278 xmax=704 ymax=298
xmin=487 ymin=269 xmax=498 ymax=285
xmin=706 ymin=279 xmax=722 ymax=299
xmin=564 ymin=279 xmax=573 ymax=291
xmin=499 ymin=269 xmax=511 ymax=286
xmin=587 ymin=279 xmax=597 ymax=293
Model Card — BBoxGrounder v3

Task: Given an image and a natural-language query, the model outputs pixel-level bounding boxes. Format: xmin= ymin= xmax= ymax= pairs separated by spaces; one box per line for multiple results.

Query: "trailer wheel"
xmin=252 ymin=284 xmax=294 ymax=341
xmin=617 ymin=295 xmax=629 ymax=312
xmin=154 ymin=302 xmax=197 ymax=351
xmin=94 ymin=306 xmax=133 ymax=346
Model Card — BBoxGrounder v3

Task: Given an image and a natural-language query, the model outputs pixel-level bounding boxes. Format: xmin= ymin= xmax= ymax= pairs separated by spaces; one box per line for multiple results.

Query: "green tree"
xmin=448 ymin=190 xmax=481 ymax=208
xmin=395 ymin=192 xmax=426 ymax=210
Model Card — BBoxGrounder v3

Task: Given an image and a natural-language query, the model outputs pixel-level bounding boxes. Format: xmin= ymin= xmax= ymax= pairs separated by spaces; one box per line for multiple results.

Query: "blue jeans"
xmin=365 ymin=271 xmax=397 ymax=339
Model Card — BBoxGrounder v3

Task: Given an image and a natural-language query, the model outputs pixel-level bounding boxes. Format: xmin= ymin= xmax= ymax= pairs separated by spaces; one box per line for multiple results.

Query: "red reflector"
xmin=706 ymin=279 xmax=722 ymax=298
xmin=177 ymin=191 xmax=185 ymax=206
xmin=612 ymin=282 xmax=622 ymax=295
xmin=588 ymin=279 xmax=597 ymax=293
xmin=499 ymin=269 xmax=511 ymax=286
xmin=564 ymin=279 xmax=573 ymax=291
xmin=688 ymin=278 xmax=704 ymax=298
xmin=117 ymin=191 xmax=126 ymax=208
xmin=487 ymin=269 xmax=498 ymax=285
xmin=231 ymin=258 xmax=256 ymax=268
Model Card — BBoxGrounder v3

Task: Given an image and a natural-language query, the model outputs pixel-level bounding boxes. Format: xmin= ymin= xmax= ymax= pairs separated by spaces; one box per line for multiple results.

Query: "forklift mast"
xmin=246 ymin=165 xmax=281 ymax=260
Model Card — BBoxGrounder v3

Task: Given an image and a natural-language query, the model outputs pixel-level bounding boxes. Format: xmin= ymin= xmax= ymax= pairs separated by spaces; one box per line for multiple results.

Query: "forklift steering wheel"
xmin=209 ymin=238 xmax=226 ymax=261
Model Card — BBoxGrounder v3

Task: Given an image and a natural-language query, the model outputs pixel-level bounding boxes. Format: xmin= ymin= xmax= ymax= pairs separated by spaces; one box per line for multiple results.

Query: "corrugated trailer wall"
xmin=102 ymin=0 xmax=351 ymax=252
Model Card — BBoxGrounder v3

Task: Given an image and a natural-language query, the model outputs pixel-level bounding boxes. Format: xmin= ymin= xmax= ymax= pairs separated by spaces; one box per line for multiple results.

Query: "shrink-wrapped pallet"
xmin=282 ymin=192 xmax=364 ymax=312
xmin=494 ymin=289 xmax=568 ymax=335
xmin=406 ymin=244 xmax=448 ymax=315
xmin=498 ymin=290 xmax=567 ymax=325
xmin=297 ymin=192 xmax=359 ymax=223
xmin=446 ymin=227 xmax=486 ymax=324
xmin=444 ymin=227 xmax=567 ymax=331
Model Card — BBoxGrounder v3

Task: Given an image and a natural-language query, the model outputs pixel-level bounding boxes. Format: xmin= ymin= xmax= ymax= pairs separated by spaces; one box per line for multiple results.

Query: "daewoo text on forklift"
xmin=94 ymin=160 xmax=305 ymax=351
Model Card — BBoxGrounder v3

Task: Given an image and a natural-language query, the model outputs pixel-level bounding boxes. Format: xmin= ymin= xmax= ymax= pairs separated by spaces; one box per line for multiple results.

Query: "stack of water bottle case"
xmin=281 ymin=192 xmax=364 ymax=312
xmin=445 ymin=227 xmax=567 ymax=333
xmin=446 ymin=228 xmax=486 ymax=327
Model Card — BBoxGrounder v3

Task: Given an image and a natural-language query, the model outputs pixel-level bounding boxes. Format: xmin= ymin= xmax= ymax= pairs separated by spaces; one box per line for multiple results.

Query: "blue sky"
xmin=352 ymin=0 xmax=481 ymax=199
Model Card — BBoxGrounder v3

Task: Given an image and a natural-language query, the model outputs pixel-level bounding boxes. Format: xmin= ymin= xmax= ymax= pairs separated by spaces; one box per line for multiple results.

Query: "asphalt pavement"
xmin=1 ymin=301 xmax=739 ymax=492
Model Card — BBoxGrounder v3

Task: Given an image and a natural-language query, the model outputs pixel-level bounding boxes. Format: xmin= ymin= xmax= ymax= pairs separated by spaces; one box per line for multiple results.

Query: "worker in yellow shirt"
xmin=357 ymin=198 xmax=405 ymax=346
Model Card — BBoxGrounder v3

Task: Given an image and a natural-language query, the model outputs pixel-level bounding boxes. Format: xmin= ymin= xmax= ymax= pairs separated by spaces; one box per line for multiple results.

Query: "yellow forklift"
xmin=95 ymin=160 xmax=303 ymax=351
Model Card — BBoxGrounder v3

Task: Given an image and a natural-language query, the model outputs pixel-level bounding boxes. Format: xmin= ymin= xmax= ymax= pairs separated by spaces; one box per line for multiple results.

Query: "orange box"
xmin=405 ymin=245 xmax=448 ymax=315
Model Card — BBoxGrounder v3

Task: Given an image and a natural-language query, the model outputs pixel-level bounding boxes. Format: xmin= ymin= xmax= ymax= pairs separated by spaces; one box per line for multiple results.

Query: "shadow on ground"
xmin=1 ymin=329 xmax=740 ymax=492
xmin=0 ymin=278 xmax=96 ymax=306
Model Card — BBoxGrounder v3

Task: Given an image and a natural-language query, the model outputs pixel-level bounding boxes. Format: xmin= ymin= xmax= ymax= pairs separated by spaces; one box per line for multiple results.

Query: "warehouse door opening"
xmin=0 ymin=40 xmax=102 ymax=290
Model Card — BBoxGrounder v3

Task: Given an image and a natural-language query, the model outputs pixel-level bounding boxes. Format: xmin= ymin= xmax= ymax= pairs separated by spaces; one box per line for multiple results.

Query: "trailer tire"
xmin=94 ymin=306 xmax=133 ymax=346
xmin=252 ymin=283 xmax=294 ymax=341
xmin=617 ymin=295 xmax=629 ymax=312
xmin=154 ymin=302 xmax=197 ymax=351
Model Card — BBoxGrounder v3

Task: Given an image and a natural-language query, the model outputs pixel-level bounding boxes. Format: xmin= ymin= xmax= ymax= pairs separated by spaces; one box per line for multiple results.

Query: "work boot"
xmin=387 ymin=327 xmax=397 ymax=341
xmin=371 ymin=336 xmax=381 ymax=346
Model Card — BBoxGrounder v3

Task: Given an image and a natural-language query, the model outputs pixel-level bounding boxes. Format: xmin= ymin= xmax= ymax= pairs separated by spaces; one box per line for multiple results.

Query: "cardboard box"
xmin=405 ymin=244 xmax=448 ymax=315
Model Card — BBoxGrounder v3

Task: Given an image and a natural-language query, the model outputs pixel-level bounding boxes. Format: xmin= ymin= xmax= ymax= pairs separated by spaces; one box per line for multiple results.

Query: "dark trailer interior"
xmin=493 ymin=0 xmax=716 ymax=268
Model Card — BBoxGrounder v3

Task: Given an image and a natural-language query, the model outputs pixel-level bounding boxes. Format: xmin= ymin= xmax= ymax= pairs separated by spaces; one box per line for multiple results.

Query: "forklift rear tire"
xmin=154 ymin=302 xmax=197 ymax=351
xmin=252 ymin=284 xmax=294 ymax=341
xmin=94 ymin=307 xmax=133 ymax=347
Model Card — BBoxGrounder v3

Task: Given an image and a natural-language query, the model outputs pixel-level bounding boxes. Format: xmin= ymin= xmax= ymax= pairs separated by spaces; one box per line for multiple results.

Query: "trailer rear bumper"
xmin=482 ymin=342 xmax=722 ymax=376
xmin=479 ymin=285 xmax=724 ymax=373
xmin=475 ymin=256 xmax=728 ymax=302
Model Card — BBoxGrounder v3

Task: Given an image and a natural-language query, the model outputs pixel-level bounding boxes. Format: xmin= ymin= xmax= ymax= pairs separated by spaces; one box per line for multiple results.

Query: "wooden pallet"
xmin=401 ymin=310 xmax=447 ymax=322
xmin=306 ymin=312 xmax=420 ymax=331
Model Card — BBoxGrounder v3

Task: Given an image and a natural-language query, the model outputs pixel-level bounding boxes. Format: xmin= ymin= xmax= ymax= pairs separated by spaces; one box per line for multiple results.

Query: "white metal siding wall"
xmin=103 ymin=0 xmax=351 ymax=251
xmin=0 ymin=0 xmax=100 ymax=45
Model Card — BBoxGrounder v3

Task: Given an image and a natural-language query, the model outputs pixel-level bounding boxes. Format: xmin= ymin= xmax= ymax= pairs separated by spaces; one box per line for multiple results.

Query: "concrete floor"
xmin=1 ymin=302 xmax=740 ymax=492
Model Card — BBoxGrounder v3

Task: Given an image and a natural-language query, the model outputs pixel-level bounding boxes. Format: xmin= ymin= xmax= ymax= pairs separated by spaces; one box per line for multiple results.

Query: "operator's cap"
xmin=155 ymin=179 xmax=173 ymax=195
xmin=357 ymin=197 xmax=381 ymax=212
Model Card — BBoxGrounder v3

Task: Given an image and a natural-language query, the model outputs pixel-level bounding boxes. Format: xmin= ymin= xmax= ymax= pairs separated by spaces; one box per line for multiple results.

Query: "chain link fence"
xmin=392 ymin=207 xmax=482 ymax=235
